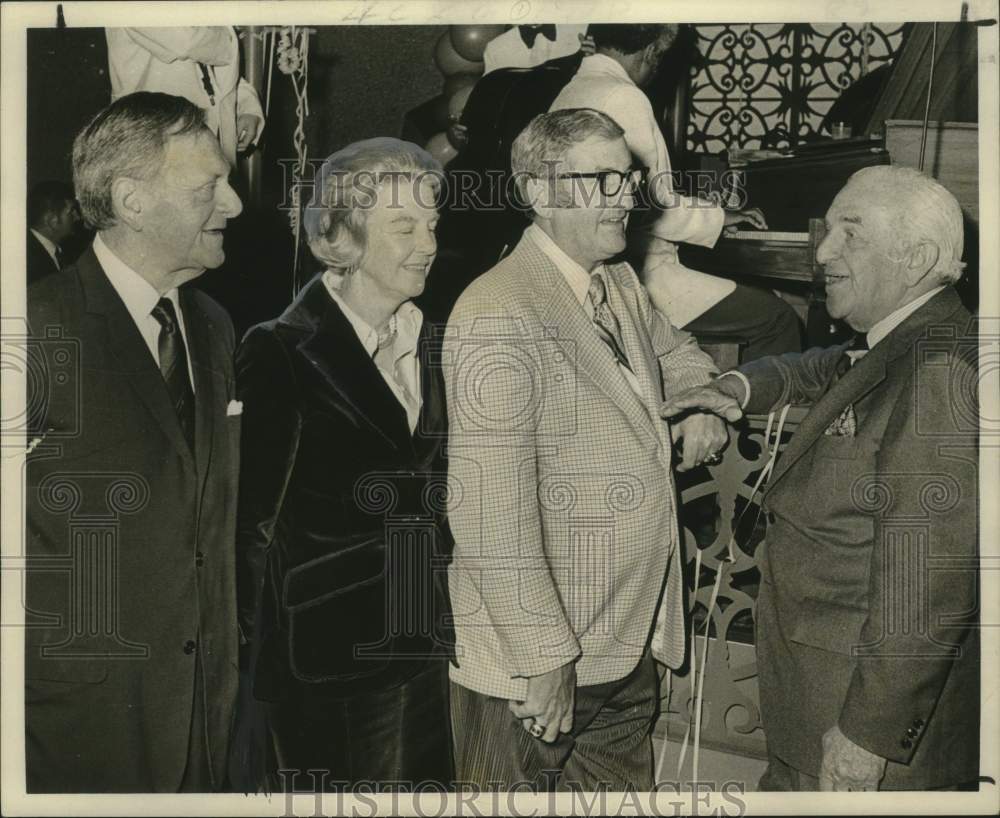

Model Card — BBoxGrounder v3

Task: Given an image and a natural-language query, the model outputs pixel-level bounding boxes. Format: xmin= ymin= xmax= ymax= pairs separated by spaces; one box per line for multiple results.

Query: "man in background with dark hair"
xmin=25 ymin=92 xmax=243 ymax=792
xmin=552 ymin=23 xmax=802 ymax=362
xmin=26 ymin=181 xmax=81 ymax=283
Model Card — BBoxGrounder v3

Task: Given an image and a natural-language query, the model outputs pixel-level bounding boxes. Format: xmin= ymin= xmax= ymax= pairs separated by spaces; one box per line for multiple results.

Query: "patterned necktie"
xmin=151 ymin=298 xmax=195 ymax=450
xmin=826 ymin=334 xmax=869 ymax=436
xmin=588 ymin=272 xmax=633 ymax=373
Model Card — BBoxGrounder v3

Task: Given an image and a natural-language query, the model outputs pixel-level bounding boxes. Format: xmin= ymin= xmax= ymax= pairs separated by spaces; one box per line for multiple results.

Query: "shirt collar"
xmin=93 ymin=232 xmax=180 ymax=325
xmin=525 ymin=223 xmax=602 ymax=306
xmin=577 ymin=53 xmax=634 ymax=84
xmin=321 ymin=269 xmax=423 ymax=359
xmin=30 ymin=228 xmax=60 ymax=262
xmin=866 ymin=286 xmax=946 ymax=349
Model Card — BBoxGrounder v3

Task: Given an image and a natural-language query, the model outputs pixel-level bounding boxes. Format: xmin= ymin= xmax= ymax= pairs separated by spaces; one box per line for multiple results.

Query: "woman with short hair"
xmin=234 ymin=137 xmax=454 ymax=788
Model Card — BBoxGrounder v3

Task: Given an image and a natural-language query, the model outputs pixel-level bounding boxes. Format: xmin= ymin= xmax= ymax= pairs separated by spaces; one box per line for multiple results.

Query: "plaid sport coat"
xmin=444 ymin=231 xmax=718 ymax=699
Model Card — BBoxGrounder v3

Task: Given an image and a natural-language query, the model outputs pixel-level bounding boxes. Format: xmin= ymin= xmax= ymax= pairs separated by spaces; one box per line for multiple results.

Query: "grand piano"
xmin=677 ymin=21 xmax=979 ymax=348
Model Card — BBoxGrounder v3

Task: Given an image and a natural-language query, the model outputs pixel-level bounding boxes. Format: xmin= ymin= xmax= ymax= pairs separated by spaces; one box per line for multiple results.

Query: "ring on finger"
xmin=528 ymin=720 xmax=545 ymax=739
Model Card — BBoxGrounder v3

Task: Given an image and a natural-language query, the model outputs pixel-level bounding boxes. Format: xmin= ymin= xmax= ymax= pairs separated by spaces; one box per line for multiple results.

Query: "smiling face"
xmin=353 ymin=174 xmax=439 ymax=306
xmin=816 ymin=179 xmax=911 ymax=332
xmin=544 ymin=135 xmax=636 ymax=271
xmin=137 ymin=129 xmax=243 ymax=286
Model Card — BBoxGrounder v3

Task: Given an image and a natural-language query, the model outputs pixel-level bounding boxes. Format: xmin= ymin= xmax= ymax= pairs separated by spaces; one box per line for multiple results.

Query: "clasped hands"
xmin=660 ymin=385 xmax=744 ymax=471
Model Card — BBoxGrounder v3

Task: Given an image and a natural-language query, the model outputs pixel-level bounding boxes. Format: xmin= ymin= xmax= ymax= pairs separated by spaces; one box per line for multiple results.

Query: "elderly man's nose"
xmin=219 ymin=182 xmax=243 ymax=219
xmin=816 ymin=232 xmax=838 ymax=264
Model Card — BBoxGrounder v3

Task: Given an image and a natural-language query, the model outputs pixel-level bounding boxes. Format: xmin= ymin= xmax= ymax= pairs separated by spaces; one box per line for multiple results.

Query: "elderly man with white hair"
xmin=661 ymin=165 xmax=979 ymax=791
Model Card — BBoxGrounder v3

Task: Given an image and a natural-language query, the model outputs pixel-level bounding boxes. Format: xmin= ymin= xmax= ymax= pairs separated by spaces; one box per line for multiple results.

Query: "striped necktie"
xmin=151 ymin=298 xmax=195 ymax=450
xmin=588 ymin=272 xmax=633 ymax=373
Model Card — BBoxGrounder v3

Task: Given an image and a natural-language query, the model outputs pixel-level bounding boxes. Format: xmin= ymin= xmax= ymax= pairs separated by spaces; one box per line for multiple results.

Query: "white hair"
xmin=848 ymin=165 xmax=966 ymax=284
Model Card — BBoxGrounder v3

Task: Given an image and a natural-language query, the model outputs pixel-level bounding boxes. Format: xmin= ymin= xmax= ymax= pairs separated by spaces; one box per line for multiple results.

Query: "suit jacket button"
xmin=183 ymin=639 xmax=197 ymax=655
xmin=766 ymin=511 xmax=776 ymax=524
xmin=901 ymin=738 xmax=913 ymax=749
xmin=195 ymin=551 xmax=205 ymax=567
xmin=906 ymin=727 xmax=918 ymax=738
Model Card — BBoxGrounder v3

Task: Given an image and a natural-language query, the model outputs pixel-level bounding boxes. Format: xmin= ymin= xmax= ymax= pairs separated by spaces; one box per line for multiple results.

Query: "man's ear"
xmin=524 ymin=175 xmax=556 ymax=220
xmin=110 ymin=177 xmax=145 ymax=231
xmin=904 ymin=241 xmax=940 ymax=286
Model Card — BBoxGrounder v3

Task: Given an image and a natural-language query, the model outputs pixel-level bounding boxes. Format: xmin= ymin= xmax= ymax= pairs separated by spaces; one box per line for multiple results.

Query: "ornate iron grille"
xmin=687 ymin=23 xmax=906 ymax=153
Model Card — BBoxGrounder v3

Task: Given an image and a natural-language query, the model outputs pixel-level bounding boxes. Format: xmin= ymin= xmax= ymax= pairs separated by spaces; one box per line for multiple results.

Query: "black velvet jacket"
xmin=235 ymin=277 xmax=454 ymax=701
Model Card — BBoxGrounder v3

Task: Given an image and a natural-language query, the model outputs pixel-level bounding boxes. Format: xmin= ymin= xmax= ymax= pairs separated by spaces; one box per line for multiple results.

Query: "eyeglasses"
xmin=554 ymin=166 xmax=648 ymax=197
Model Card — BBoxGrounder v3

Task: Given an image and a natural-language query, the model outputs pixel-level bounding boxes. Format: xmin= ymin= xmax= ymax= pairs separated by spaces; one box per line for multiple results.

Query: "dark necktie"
xmin=151 ymin=298 xmax=195 ymax=450
xmin=54 ymin=246 xmax=64 ymax=270
xmin=588 ymin=272 xmax=633 ymax=373
xmin=519 ymin=24 xmax=557 ymax=49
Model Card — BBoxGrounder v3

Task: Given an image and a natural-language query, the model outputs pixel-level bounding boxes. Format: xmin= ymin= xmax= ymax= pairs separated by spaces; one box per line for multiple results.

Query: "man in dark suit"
xmin=661 ymin=165 xmax=979 ymax=791
xmin=26 ymin=181 xmax=81 ymax=284
xmin=25 ymin=92 xmax=244 ymax=792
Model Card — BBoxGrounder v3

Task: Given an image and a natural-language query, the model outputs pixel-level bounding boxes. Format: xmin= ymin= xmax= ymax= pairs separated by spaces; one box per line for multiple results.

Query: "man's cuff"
xmin=715 ymin=370 xmax=750 ymax=409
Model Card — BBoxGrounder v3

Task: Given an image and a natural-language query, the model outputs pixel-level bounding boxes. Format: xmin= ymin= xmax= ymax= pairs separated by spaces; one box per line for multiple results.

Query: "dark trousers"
xmin=268 ymin=657 xmax=453 ymax=790
xmin=683 ymin=284 xmax=802 ymax=363
xmin=450 ymin=654 xmax=658 ymax=791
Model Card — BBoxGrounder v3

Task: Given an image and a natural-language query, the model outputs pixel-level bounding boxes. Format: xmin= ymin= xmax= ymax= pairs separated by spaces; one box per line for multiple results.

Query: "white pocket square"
xmin=226 ymin=400 xmax=243 ymax=417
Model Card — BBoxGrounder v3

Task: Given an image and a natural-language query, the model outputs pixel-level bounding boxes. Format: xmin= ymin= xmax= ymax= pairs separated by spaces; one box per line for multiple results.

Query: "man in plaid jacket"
xmin=443 ymin=108 xmax=725 ymax=790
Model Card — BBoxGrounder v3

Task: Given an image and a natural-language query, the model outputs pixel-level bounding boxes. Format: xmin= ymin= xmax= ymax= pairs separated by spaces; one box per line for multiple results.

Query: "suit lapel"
xmin=294 ymin=280 xmax=410 ymax=451
xmin=767 ymin=289 xmax=965 ymax=488
xmin=603 ymin=262 xmax=661 ymax=417
xmin=180 ymin=287 xmax=219 ymax=482
xmin=767 ymin=350 xmax=886 ymax=486
xmin=517 ymin=238 xmax=657 ymax=445
xmin=79 ymin=248 xmax=196 ymax=471
xmin=413 ymin=322 xmax=446 ymax=461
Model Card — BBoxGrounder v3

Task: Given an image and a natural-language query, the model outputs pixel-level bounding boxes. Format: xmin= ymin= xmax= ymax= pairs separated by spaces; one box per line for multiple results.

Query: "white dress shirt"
xmin=482 ymin=24 xmax=589 ymax=75
xmin=29 ymin=228 xmax=60 ymax=268
xmin=321 ymin=270 xmax=424 ymax=433
xmin=551 ymin=54 xmax=732 ymax=326
xmin=93 ymin=233 xmax=195 ymax=391
xmin=526 ymin=224 xmax=644 ymax=397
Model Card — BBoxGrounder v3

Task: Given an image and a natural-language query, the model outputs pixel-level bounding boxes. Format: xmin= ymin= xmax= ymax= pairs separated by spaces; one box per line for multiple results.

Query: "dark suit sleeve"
xmin=733 ymin=344 xmax=848 ymax=414
xmin=837 ymin=348 xmax=978 ymax=763
xmin=234 ymin=326 xmax=302 ymax=641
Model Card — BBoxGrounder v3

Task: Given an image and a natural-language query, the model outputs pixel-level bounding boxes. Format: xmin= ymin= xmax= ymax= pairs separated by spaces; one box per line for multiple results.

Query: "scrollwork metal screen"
xmin=687 ymin=23 xmax=906 ymax=152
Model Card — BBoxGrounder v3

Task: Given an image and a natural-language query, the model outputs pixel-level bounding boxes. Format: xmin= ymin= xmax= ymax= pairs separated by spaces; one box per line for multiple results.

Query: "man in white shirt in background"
xmin=106 ymin=26 xmax=265 ymax=166
xmin=551 ymin=23 xmax=802 ymax=362
xmin=482 ymin=24 xmax=591 ymax=75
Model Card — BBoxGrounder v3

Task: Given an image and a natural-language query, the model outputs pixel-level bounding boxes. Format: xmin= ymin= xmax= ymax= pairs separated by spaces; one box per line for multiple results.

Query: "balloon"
xmin=433 ymin=31 xmax=484 ymax=76
xmin=443 ymin=72 xmax=478 ymax=99
xmin=447 ymin=82 xmax=476 ymax=122
xmin=425 ymin=131 xmax=458 ymax=167
xmin=449 ymin=25 xmax=506 ymax=62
